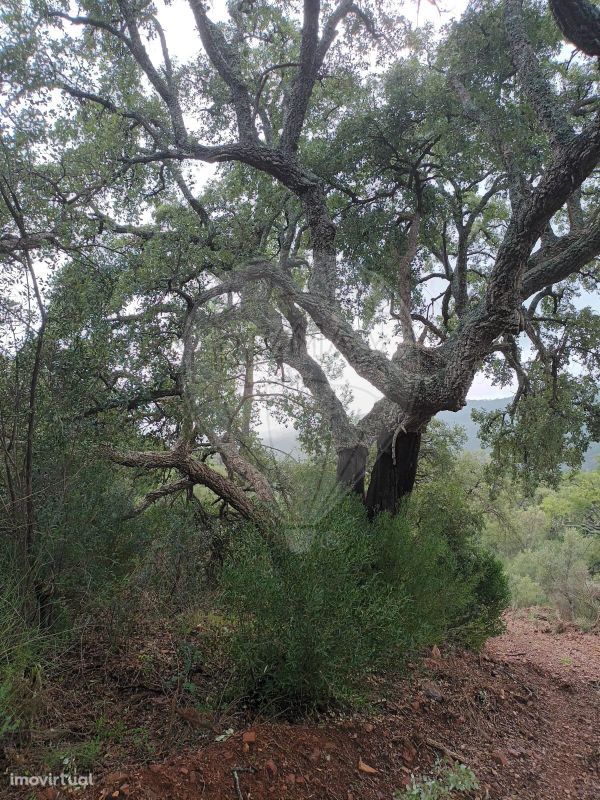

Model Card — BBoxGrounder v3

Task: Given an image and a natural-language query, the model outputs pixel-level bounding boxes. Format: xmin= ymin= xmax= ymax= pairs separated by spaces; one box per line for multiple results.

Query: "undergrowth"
xmin=219 ymin=492 xmax=508 ymax=712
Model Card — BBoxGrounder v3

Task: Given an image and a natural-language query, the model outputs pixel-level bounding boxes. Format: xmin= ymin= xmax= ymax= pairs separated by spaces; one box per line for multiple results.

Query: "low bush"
xmin=0 ymin=579 xmax=48 ymax=739
xmin=395 ymin=760 xmax=479 ymax=799
xmin=220 ymin=498 xmax=409 ymax=711
xmin=220 ymin=493 xmax=508 ymax=712
xmin=507 ymin=530 xmax=599 ymax=625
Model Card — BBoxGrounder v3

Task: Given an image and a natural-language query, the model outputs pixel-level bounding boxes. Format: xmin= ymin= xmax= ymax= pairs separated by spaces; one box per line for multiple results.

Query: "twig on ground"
xmin=231 ymin=766 xmax=256 ymax=799
xmin=425 ymin=737 xmax=470 ymax=765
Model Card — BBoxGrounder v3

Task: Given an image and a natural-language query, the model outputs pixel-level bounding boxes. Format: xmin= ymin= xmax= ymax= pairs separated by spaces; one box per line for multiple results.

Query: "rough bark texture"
xmin=365 ymin=431 xmax=422 ymax=518
xmin=550 ymin=0 xmax=600 ymax=57
xmin=336 ymin=445 xmax=368 ymax=497
xmin=105 ymin=445 xmax=272 ymax=530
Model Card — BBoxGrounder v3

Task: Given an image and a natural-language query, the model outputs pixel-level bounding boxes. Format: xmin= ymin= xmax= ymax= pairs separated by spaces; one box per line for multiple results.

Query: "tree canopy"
xmin=1 ymin=0 xmax=599 ymax=530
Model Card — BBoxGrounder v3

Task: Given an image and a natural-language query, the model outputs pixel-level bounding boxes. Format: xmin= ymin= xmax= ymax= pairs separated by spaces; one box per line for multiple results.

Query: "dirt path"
xmin=7 ymin=611 xmax=599 ymax=800
xmin=487 ymin=610 xmax=600 ymax=683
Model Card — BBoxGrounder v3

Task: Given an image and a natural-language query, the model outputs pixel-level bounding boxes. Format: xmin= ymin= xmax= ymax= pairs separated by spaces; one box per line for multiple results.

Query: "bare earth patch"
xmin=487 ymin=609 xmax=600 ymax=683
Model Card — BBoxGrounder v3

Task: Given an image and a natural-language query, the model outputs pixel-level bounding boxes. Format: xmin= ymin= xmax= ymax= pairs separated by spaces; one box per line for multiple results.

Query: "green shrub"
xmin=220 ymin=495 xmax=508 ymax=712
xmin=536 ymin=531 xmax=599 ymax=624
xmin=373 ymin=507 xmax=508 ymax=651
xmin=26 ymin=455 xmax=216 ymax=641
xmin=0 ymin=579 xmax=48 ymax=737
xmin=455 ymin=546 xmax=510 ymax=647
xmin=221 ymin=498 xmax=410 ymax=711
xmin=400 ymin=475 xmax=509 ymax=647
xmin=395 ymin=760 xmax=479 ymax=799
xmin=504 ymin=530 xmax=599 ymax=623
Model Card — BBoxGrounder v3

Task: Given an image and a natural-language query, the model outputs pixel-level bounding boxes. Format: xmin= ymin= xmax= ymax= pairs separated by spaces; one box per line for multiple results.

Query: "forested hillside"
xmin=1 ymin=0 xmax=599 ymax=796
xmin=266 ymin=397 xmax=600 ymax=466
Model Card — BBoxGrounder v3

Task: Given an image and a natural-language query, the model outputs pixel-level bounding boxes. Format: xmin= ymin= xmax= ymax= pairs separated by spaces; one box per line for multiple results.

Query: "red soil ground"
xmin=5 ymin=610 xmax=599 ymax=800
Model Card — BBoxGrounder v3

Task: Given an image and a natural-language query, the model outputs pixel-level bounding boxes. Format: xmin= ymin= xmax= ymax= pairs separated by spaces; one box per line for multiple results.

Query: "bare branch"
xmin=105 ymin=444 xmax=271 ymax=528
xmin=187 ymin=0 xmax=257 ymax=142
xmin=124 ymin=478 xmax=195 ymax=517
xmin=505 ymin=0 xmax=573 ymax=149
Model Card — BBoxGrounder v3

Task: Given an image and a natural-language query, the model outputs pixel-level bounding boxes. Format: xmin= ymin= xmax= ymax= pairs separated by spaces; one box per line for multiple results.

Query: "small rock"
xmin=265 ymin=759 xmax=278 ymax=778
xmin=105 ymin=772 xmax=129 ymax=785
xmin=423 ymin=682 xmax=444 ymax=702
xmin=358 ymin=757 xmax=378 ymax=774
xmin=177 ymin=707 xmax=213 ymax=728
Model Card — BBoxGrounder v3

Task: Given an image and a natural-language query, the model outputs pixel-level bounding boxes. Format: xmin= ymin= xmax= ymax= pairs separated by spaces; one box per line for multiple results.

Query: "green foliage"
xmin=395 ymin=760 xmax=479 ymax=799
xmin=220 ymin=493 xmax=508 ymax=712
xmin=509 ymin=530 xmax=599 ymax=624
xmin=15 ymin=443 xmax=219 ymax=639
xmin=481 ymin=467 xmax=600 ymax=625
xmin=0 ymin=0 xmax=597 ymax=743
xmin=509 ymin=574 xmax=547 ymax=609
xmin=474 ymin=377 xmax=596 ymax=494
xmin=43 ymin=740 xmax=103 ymax=773
xmin=398 ymin=476 xmax=509 ymax=648
xmin=540 ymin=469 xmax=600 ymax=551
xmin=221 ymin=498 xmax=410 ymax=711
xmin=0 ymin=579 xmax=48 ymax=736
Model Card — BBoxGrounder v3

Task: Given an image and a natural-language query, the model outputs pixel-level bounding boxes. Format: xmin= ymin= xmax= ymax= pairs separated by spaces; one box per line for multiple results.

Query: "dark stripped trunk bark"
xmin=336 ymin=445 xmax=368 ymax=498
xmin=365 ymin=430 xmax=421 ymax=518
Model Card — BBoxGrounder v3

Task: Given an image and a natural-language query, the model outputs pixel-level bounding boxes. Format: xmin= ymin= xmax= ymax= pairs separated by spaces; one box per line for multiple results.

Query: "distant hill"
xmin=438 ymin=397 xmax=510 ymax=451
xmin=263 ymin=397 xmax=600 ymax=470
xmin=438 ymin=398 xmax=599 ymax=470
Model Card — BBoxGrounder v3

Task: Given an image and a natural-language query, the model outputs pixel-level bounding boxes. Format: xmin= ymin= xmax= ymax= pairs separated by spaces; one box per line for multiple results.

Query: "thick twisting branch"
xmin=549 ymin=0 xmax=600 ymax=57
xmin=105 ymin=444 xmax=272 ymax=529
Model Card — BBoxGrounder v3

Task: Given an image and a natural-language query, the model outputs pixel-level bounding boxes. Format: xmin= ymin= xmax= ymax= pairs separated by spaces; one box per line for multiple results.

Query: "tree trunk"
xmin=365 ymin=430 xmax=421 ymax=518
xmin=336 ymin=445 xmax=368 ymax=498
